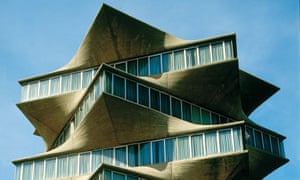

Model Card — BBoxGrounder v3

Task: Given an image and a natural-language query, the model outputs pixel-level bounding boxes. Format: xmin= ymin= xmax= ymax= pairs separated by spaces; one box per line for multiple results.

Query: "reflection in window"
xmin=152 ymin=140 xmax=164 ymax=164
xmin=165 ymin=138 xmax=177 ymax=162
xmin=39 ymin=79 xmax=49 ymax=97
xmin=139 ymin=143 xmax=151 ymax=165
xmin=50 ymin=77 xmax=60 ymax=95
xmin=45 ymin=158 xmax=56 ymax=179
xmin=186 ymin=48 xmax=197 ymax=67
xmin=71 ymin=72 xmax=81 ymax=90
xmin=162 ymin=53 xmax=172 ymax=72
xmin=174 ymin=50 xmax=185 ymax=70
xmin=128 ymin=60 xmax=137 ymax=75
xmin=79 ymin=152 xmax=90 ymax=175
xmin=115 ymin=147 xmax=126 ymax=166
xmin=191 ymin=134 xmax=204 ymax=157
xmin=138 ymin=85 xmax=149 ymax=107
xmin=82 ymin=70 xmax=93 ymax=88
xmin=103 ymin=149 xmax=113 ymax=165
xmin=126 ymin=80 xmax=137 ymax=102
xmin=219 ymin=130 xmax=233 ymax=153
xmin=150 ymin=89 xmax=160 ymax=111
xmin=68 ymin=154 xmax=78 ymax=176
xmin=138 ymin=58 xmax=149 ymax=76
xmin=182 ymin=102 xmax=191 ymax=121
xmin=191 ymin=106 xmax=201 ymax=124
xmin=128 ymin=145 xmax=139 ymax=167
xmin=205 ymin=132 xmax=218 ymax=155
xmin=113 ymin=75 xmax=125 ymax=98
xmin=254 ymin=130 xmax=263 ymax=149
xmin=201 ymin=109 xmax=211 ymax=124
xmin=212 ymin=43 xmax=224 ymax=62
xmin=61 ymin=74 xmax=71 ymax=93
xmin=178 ymin=136 xmax=190 ymax=160
xmin=57 ymin=156 xmax=67 ymax=178
xmin=225 ymin=41 xmax=233 ymax=59
xmin=199 ymin=46 xmax=211 ymax=64
xmin=171 ymin=97 xmax=181 ymax=119
xmin=92 ymin=150 xmax=102 ymax=171
xmin=116 ymin=63 xmax=126 ymax=72
xmin=161 ymin=93 xmax=170 ymax=115
xmin=29 ymin=82 xmax=38 ymax=99
xmin=33 ymin=160 xmax=44 ymax=180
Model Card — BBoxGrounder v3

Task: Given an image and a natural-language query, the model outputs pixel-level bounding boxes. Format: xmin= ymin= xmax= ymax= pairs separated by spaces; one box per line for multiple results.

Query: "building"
xmin=13 ymin=4 xmax=288 ymax=180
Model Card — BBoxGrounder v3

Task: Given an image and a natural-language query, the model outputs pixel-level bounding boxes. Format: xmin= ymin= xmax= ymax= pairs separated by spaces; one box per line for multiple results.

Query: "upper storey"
xmin=18 ymin=4 xmax=278 ymax=117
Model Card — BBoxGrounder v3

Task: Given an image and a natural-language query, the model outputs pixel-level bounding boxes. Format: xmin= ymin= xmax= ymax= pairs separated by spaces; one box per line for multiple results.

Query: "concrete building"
xmin=13 ymin=4 xmax=288 ymax=180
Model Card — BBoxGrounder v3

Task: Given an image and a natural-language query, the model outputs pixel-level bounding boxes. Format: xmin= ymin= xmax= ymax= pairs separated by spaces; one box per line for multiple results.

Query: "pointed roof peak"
xmin=59 ymin=3 xmax=187 ymax=72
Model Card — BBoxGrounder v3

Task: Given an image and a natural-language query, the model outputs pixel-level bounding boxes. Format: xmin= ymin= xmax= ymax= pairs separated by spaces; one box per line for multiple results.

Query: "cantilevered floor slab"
xmin=16 ymin=90 xmax=85 ymax=150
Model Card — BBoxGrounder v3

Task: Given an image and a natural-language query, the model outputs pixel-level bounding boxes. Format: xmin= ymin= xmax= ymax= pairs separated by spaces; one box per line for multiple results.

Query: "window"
xmin=61 ymin=74 xmax=71 ymax=93
xmin=115 ymin=147 xmax=126 ymax=166
xmin=178 ymin=136 xmax=190 ymax=160
xmin=21 ymin=84 xmax=29 ymax=101
xmin=138 ymin=85 xmax=149 ymax=107
xmin=128 ymin=60 xmax=137 ymax=75
xmin=113 ymin=172 xmax=125 ymax=180
xmin=82 ymin=70 xmax=93 ymax=88
xmin=139 ymin=142 xmax=151 ymax=165
xmin=271 ymin=136 xmax=279 ymax=155
xmin=79 ymin=152 xmax=91 ymax=175
xmin=15 ymin=163 xmax=21 ymax=180
xmin=68 ymin=154 xmax=78 ymax=176
xmin=126 ymin=80 xmax=137 ymax=102
xmin=254 ymin=130 xmax=263 ymax=149
xmin=219 ymin=130 xmax=233 ymax=153
xmin=171 ymin=97 xmax=181 ymax=119
xmin=205 ymin=132 xmax=218 ymax=155
xmin=263 ymin=133 xmax=271 ymax=152
xmin=201 ymin=109 xmax=211 ymax=124
xmin=29 ymin=81 xmax=38 ymax=99
xmin=104 ymin=71 xmax=112 ymax=93
xmin=211 ymin=113 xmax=219 ymax=124
xmin=104 ymin=169 xmax=112 ymax=180
xmin=138 ymin=58 xmax=149 ymax=76
xmin=191 ymin=106 xmax=201 ymax=124
xmin=174 ymin=50 xmax=185 ymax=70
xmin=33 ymin=160 xmax=44 ymax=180
xmin=57 ymin=156 xmax=67 ymax=178
xmin=191 ymin=134 xmax=204 ymax=157
xmin=165 ymin=138 xmax=177 ymax=162
xmin=45 ymin=158 xmax=56 ymax=179
xmin=92 ymin=150 xmax=102 ymax=171
xmin=162 ymin=52 xmax=172 ymax=72
xmin=103 ymin=149 xmax=113 ymax=164
xmin=22 ymin=162 xmax=33 ymax=180
xmin=233 ymin=127 xmax=242 ymax=151
xmin=212 ymin=42 xmax=224 ymax=62
xmin=160 ymin=93 xmax=170 ymax=115
xmin=71 ymin=72 xmax=81 ymax=90
xmin=113 ymin=75 xmax=125 ymax=98
xmin=186 ymin=48 xmax=197 ymax=67
xmin=39 ymin=79 xmax=49 ymax=97
xmin=182 ymin=102 xmax=191 ymax=121
xmin=128 ymin=144 xmax=139 ymax=167
xmin=50 ymin=77 xmax=60 ymax=95
xmin=150 ymin=89 xmax=160 ymax=111
xmin=199 ymin=45 xmax=211 ymax=64
xmin=225 ymin=40 xmax=233 ymax=59
xmin=152 ymin=140 xmax=164 ymax=164
xmin=150 ymin=55 xmax=161 ymax=75
xmin=116 ymin=63 xmax=126 ymax=72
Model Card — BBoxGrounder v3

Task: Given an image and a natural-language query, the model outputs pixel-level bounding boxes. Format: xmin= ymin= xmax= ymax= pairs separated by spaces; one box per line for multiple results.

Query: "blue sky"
xmin=0 ymin=0 xmax=299 ymax=179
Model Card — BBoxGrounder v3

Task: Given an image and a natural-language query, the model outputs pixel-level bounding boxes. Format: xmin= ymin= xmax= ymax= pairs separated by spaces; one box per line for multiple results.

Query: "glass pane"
xmin=220 ymin=116 xmax=228 ymax=123
xmin=225 ymin=40 xmax=233 ymax=59
xmin=263 ymin=133 xmax=271 ymax=152
xmin=50 ymin=77 xmax=60 ymax=95
xmin=162 ymin=53 xmax=172 ymax=72
xmin=201 ymin=109 xmax=211 ymax=124
xmin=21 ymin=84 xmax=29 ymax=101
xmin=150 ymin=89 xmax=160 ymax=111
xmin=128 ymin=144 xmax=139 ymax=167
xmin=39 ymin=79 xmax=49 ymax=97
xmin=165 ymin=138 xmax=177 ymax=162
xmin=94 ymin=77 xmax=101 ymax=99
xmin=79 ymin=152 xmax=91 ymax=175
xmin=128 ymin=60 xmax=137 ymax=75
xmin=246 ymin=127 xmax=254 ymax=146
xmin=68 ymin=154 xmax=78 ymax=176
xmin=182 ymin=102 xmax=191 ymax=121
xmin=71 ymin=72 xmax=81 ymax=90
xmin=171 ymin=97 xmax=181 ymax=119
xmin=92 ymin=150 xmax=102 ymax=171
xmin=62 ymin=74 xmax=71 ymax=93
xmin=150 ymin=55 xmax=161 ymax=75
xmin=115 ymin=147 xmax=126 ymax=166
xmin=138 ymin=85 xmax=149 ymax=107
xmin=104 ymin=169 xmax=111 ymax=180
xmin=199 ymin=46 xmax=211 ymax=64
xmin=191 ymin=134 xmax=204 ymax=157
xmin=113 ymin=172 xmax=125 ymax=180
xmin=205 ymin=131 xmax=218 ymax=155
xmin=233 ymin=127 xmax=243 ymax=151
xmin=254 ymin=130 xmax=263 ymax=149
xmin=139 ymin=142 xmax=151 ymax=165
xmin=174 ymin=50 xmax=185 ymax=70
xmin=138 ymin=58 xmax=149 ymax=76
xmin=29 ymin=81 xmax=39 ymax=99
xmin=178 ymin=136 xmax=190 ymax=160
xmin=14 ymin=163 xmax=22 ymax=180
xmin=113 ymin=75 xmax=125 ymax=98
xmin=160 ymin=93 xmax=170 ymax=115
xmin=45 ymin=158 xmax=56 ymax=179
xmin=186 ymin=48 xmax=197 ymax=67
xmin=152 ymin=140 xmax=164 ymax=164
xmin=219 ymin=129 xmax=233 ymax=153
xmin=127 ymin=176 xmax=138 ymax=180
xmin=212 ymin=43 xmax=224 ymax=62
xmin=191 ymin=106 xmax=201 ymax=123
xmin=82 ymin=70 xmax=93 ymax=88
xmin=33 ymin=160 xmax=44 ymax=180
xmin=211 ymin=113 xmax=219 ymax=124
xmin=57 ymin=156 xmax=68 ymax=178
xmin=126 ymin=80 xmax=137 ymax=102
xmin=104 ymin=71 xmax=112 ymax=93
xmin=103 ymin=149 xmax=113 ymax=165
xmin=22 ymin=162 xmax=33 ymax=180
xmin=116 ymin=63 xmax=126 ymax=72
xmin=271 ymin=136 xmax=279 ymax=155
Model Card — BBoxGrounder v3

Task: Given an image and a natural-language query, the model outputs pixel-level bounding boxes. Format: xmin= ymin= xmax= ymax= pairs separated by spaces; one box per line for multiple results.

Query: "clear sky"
xmin=0 ymin=0 xmax=299 ymax=179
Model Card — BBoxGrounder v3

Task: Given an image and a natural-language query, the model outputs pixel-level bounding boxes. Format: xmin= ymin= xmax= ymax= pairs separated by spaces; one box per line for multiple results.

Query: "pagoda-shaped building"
xmin=13 ymin=4 xmax=288 ymax=180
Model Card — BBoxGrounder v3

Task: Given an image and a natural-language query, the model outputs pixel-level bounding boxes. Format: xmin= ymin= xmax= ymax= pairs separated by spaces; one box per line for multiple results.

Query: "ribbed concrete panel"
xmin=239 ymin=70 xmax=279 ymax=116
xmin=141 ymin=60 xmax=248 ymax=120
xmin=16 ymin=90 xmax=85 ymax=150
xmin=59 ymin=4 xmax=189 ymax=72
